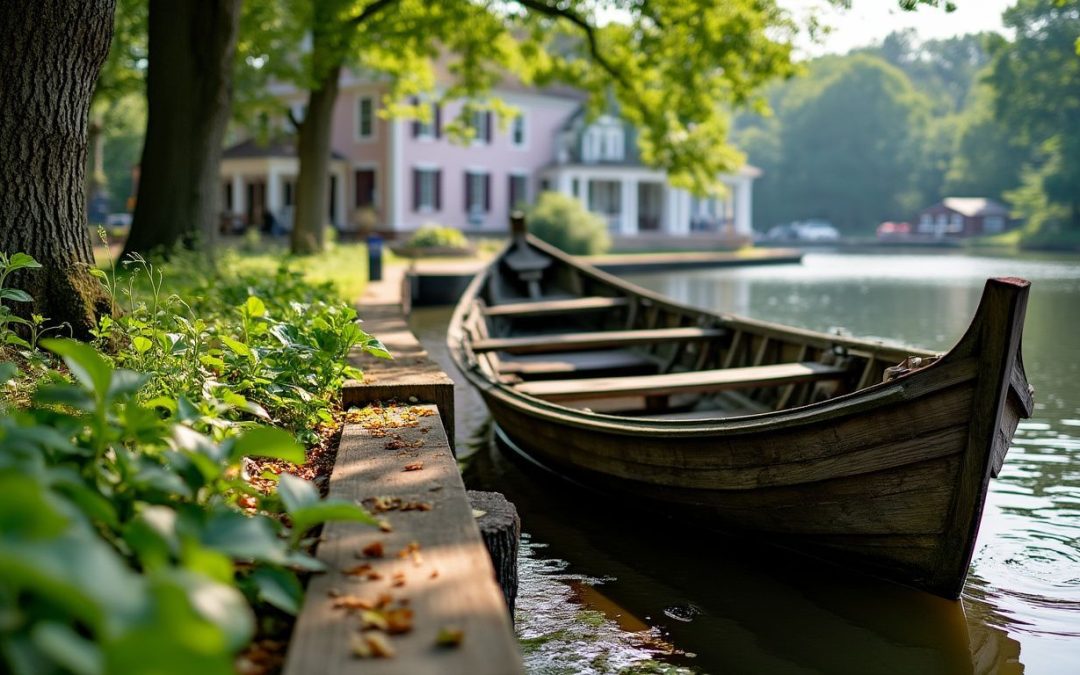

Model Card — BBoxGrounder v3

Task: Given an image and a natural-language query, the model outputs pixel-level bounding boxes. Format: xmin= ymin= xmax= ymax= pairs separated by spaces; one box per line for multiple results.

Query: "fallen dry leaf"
xmin=384 ymin=607 xmax=414 ymax=634
xmin=436 ymin=626 xmax=465 ymax=648
xmin=350 ymin=631 xmax=395 ymax=659
xmin=472 ymin=509 xmax=487 ymax=519
xmin=379 ymin=520 xmax=393 ymax=532
xmin=403 ymin=461 xmax=424 ymax=471
xmin=391 ymin=572 xmax=406 ymax=587
xmin=361 ymin=541 xmax=385 ymax=558
xmin=333 ymin=595 xmax=375 ymax=611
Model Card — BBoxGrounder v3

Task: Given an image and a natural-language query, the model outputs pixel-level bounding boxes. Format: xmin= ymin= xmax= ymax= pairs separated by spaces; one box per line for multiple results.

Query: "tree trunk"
xmin=123 ymin=0 xmax=240 ymax=257
xmin=291 ymin=63 xmax=342 ymax=255
xmin=0 ymin=0 xmax=115 ymax=338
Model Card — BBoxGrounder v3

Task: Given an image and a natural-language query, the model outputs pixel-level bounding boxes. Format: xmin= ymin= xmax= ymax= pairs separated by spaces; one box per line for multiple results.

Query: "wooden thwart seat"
xmin=499 ymin=349 xmax=656 ymax=377
xmin=514 ymin=362 xmax=847 ymax=402
xmin=484 ymin=296 xmax=629 ymax=318
xmin=472 ymin=327 xmax=725 ymax=355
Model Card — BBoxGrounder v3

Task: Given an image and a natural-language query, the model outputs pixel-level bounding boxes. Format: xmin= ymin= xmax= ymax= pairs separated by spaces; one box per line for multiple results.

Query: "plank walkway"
xmin=283 ymin=265 xmax=523 ymax=674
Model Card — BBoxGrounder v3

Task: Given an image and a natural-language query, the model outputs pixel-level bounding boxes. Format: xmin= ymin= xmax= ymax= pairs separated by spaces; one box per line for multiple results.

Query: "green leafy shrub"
xmin=406 ymin=223 xmax=468 ymax=249
xmin=0 ymin=342 xmax=377 ymax=675
xmin=0 ymin=253 xmax=389 ymax=673
xmin=525 ymin=192 xmax=611 ymax=255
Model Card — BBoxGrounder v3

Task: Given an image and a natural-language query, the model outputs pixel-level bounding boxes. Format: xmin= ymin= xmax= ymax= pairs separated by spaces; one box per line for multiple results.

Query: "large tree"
xmin=0 ymin=0 xmax=115 ymax=337
xmin=122 ymin=0 xmax=242 ymax=256
xmin=987 ymin=0 xmax=1080 ymax=232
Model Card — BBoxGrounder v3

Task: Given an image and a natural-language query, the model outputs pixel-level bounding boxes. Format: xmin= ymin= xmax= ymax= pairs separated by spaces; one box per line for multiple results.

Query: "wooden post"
xmin=467 ymin=490 xmax=520 ymax=620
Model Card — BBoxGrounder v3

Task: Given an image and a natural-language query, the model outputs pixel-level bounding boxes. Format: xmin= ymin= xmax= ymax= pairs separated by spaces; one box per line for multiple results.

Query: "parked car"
xmin=766 ymin=220 xmax=840 ymax=242
xmin=105 ymin=212 xmax=132 ymax=229
xmin=877 ymin=221 xmax=912 ymax=238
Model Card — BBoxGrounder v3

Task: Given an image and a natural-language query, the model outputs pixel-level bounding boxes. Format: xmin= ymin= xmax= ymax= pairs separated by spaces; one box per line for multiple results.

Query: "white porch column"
xmin=677 ymin=189 xmax=692 ymax=235
xmin=389 ymin=118 xmax=402 ymax=231
xmin=620 ymin=178 xmax=637 ymax=235
xmin=266 ymin=165 xmax=282 ymax=218
xmin=735 ymin=177 xmax=753 ymax=236
xmin=231 ymin=174 xmax=245 ymax=217
xmin=556 ymin=171 xmax=572 ymax=195
xmin=664 ymin=186 xmax=678 ymax=234
xmin=577 ymin=175 xmax=589 ymax=210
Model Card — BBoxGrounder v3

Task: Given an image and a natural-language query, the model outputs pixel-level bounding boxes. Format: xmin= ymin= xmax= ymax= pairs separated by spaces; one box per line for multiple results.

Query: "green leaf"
xmin=0 ymin=288 xmax=33 ymax=303
xmin=108 ymin=369 xmax=149 ymax=400
xmin=277 ymin=473 xmax=318 ymax=514
xmin=40 ymin=338 xmax=112 ymax=400
xmin=243 ymin=296 xmax=266 ymax=318
xmin=231 ymin=427 xmax=305 ymax=465
xmin=250 ymin=567 xmax=303 ymax=615
xmin=4 ymin=333 xmax=32 ymax=348
xmin=199 ymin=511 xmax=288 ymax=565
xmin=6 ymin=252 xmax=42 ymax=272
xmin=0 ymin=361 xmax=16 ymax=384
xmin=31 ymin=622 xmax=103 ymax=675
xmin=219 ymin=335 xmax=251 ymax=357
xmin=289 ymin=501 xmax=379 ymax=543
xmin=131 ymin=336 xmax=152 ymax=353
xmin=88 ymin=267 xmax=108 ymax=280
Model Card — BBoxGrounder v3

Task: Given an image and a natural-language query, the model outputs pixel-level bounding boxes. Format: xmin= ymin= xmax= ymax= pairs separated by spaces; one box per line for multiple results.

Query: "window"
xmin=508 ymin=174 xmax=528 ymax=211
xmin=470 ymin=110 xmax=492 ymax=144
xmin=582 ymin=120 xmax=625 ymax=162
xmin=511 ymin=114 xmax=526 ymax=147
xmin=356 ymin=96 xmax=375 ymax=140
xmin=465 ymin=171 xmax=490 ymax=214
xmin=354 ymin=169 xmax=376 ymax=208
xmin=412 ymin=99 xmax=441 ymax=139
xmin=984 ymin=215 xmax=1005 ymax=233
xmin=571 ymin=178 xmax=580 ymax=198
xmin=284 ymin=180 xmax=294 ymax=207
xmin=412 ymin=168 xmax=441 ymax=211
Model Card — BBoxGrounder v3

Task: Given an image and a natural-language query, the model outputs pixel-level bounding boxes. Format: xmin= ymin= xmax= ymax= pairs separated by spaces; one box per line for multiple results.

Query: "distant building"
xmin=219 ymin=72 xmax=757 ymax=243
xmin=915 ymin=198 xmax=1011 ymax=238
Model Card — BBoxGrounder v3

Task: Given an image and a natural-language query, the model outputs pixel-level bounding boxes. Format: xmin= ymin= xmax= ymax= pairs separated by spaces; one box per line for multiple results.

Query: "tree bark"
xmin=291 ymin=63 xmax=342 ymax=255
xmin=0 ymin=0 xmax=115 ymax=338
xmin=123 ymin=0 xmax=240 ymax=257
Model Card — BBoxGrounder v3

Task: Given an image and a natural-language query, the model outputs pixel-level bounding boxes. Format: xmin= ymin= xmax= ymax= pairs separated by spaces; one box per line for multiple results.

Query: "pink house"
xmin=220 ymin=72 xmax=757 ymax=242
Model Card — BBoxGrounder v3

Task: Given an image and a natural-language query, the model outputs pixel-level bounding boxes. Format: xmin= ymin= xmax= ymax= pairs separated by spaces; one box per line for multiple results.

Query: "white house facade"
xmin=219 ymin=73 xmax=757 ymax=244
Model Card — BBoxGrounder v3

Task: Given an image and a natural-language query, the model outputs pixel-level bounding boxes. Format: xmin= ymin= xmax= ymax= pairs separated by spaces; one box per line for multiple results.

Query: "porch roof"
xmin=223 ymin=137 xmax=347 ymax=161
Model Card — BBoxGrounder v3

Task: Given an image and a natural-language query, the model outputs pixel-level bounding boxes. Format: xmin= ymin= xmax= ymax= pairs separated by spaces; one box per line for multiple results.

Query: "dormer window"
xmin=582 ymin=117 xmax=625 ymax=162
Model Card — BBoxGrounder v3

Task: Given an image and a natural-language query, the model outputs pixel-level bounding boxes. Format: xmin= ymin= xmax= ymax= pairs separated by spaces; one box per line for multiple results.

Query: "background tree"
xmin=0 ymin=0 xmax=115 ymax=337
xmin=86 ymin=0 xmax=146 ymax=216
xmin=987 ymin=0 xmax=1080 ymax=233
xmin=122 ymin=0 xmax=242 ymax=257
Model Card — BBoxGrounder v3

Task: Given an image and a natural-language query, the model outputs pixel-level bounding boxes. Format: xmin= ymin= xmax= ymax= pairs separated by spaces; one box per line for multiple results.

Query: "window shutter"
xmin=434 ymin=170 xmax=442 ymax=210
xmin=484 ymin=173 xmax=491 ymax=211
xmin=412 ymin=169 xmax=420 ymax=211
xmin=411 ymin=97 xmax=420 ymax=138
xmin=464 ymin=172 xmax=471 ymax=212
xmin=434 ymin=104 xmax=442 ymax=139
xmin=485 ymin=112 xmax=493 ymax=143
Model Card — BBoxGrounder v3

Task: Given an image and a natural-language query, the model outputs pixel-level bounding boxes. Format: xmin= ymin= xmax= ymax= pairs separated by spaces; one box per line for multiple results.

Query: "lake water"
xmin=409 ymin=250 xmax=1080 ymax=675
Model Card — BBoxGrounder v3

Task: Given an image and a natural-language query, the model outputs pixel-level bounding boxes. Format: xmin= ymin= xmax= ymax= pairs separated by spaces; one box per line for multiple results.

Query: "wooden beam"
xmin=498 ymin=349 xmax=656 ymax=377
xmin=514 ymin=362 xmax=847 ymax=403
xmin=282 ymin=406 xmax=523 ymax=674
xmin=472 ymin=327 xmax=726 ymax=355
xmin=483 ymin=295 xmax=629 ymax=318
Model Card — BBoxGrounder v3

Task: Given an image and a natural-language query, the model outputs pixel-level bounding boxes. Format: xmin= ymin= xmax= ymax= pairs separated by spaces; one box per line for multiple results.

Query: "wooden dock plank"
xmin=282 ymin=405 xmax=523 ymax=675
xmin=472 ymin=326 xmax=726 ymax=355
xmin=346 ymin=301 xmax=455 ymax=449
xmin=515 ymin=362 xmax=846 ymax=402
xmin=483 ymin=296 xmax=629 ymax=318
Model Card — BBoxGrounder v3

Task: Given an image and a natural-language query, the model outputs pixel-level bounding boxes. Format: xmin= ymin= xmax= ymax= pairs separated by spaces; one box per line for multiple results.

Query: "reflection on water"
xmin=409 ymin=250 xmax=1080 ymax=674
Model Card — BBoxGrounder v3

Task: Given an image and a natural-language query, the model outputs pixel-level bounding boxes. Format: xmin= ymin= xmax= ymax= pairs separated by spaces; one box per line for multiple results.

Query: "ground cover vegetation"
xmin=0 ymin=246 xmax=390 ymax=675
xmin=737 ymin=0 xmax=1080 ymax=247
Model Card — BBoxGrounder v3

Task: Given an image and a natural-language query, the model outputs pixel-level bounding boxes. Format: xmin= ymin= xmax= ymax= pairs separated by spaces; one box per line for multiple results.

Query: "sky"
xmin=781 ymin=0 xmax=1015 ymax=56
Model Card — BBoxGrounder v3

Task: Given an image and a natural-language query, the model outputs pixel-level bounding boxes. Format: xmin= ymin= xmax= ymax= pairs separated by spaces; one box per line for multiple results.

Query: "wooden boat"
xmin=447 ymin=217 xmax=1033 ymax=599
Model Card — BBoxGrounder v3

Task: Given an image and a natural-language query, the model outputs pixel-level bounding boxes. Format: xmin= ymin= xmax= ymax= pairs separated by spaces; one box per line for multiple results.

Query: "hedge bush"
xmin=525 ymin=192 xmax=611 ymax=255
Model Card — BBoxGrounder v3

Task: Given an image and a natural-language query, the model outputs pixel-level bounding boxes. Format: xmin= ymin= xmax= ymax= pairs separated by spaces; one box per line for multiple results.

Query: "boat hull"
xmin=448 ymin=233 xmax=1032 ymax=598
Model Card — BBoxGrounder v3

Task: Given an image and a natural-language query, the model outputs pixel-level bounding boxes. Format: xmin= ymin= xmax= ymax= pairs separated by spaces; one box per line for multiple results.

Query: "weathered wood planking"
xmin=346 ymin=301 xmax=455 ymax=449
xmin=514 ymin=362 xmax=846 ymax=402
xmin=446 ymin=230 xmax=1034 ymax=598
xmin=498 ymin=349 xmax=657 ymax=377
xmin=483 ymin=295 xmax=628 ymax=318
xmin=282 ymin=405 xmax=523 ymax=675
xmin=472 ymin=326 xmax=726 ymax=355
